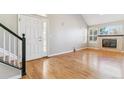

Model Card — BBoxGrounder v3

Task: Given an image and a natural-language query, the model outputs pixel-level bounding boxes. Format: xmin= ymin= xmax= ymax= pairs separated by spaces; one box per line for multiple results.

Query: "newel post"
xmin=22 ymin=34 xmax=26 ymax=76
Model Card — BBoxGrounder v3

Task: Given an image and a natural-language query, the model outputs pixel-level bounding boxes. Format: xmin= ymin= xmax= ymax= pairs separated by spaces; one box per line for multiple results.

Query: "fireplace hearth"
xmin=102 ymin=39 xmax=117 ymax=48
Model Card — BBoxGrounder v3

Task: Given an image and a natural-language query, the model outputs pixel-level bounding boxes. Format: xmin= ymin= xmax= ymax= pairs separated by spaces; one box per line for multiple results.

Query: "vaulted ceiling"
xmin=82 ymin=14 xmax=124 ymax=26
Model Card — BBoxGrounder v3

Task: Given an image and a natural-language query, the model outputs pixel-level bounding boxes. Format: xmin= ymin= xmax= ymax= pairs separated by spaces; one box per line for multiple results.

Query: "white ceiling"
xmin=82 ymin=14 xmax=124 ymax=26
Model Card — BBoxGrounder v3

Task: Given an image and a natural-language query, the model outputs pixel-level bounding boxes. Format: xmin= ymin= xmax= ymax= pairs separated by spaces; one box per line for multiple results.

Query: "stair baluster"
xmin=8 ymin=34 xmax=11 ymax=64
xmin=3 ymin=31 xmax=5 ymax=62
xmin=13 ymin=37 xmax=16 ymax=66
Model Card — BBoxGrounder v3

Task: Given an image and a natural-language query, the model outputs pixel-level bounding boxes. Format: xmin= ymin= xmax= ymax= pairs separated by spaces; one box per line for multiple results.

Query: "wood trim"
xmin=48 ymin=48 xmax=87 ymax=57
xmin=87 ymin=47 xmax=124 ymax=53
xmin=26 ymin=56 xmax=48 ymax=62
xmin=48 ymin=50 xmax=73 ymax=57
xmin=98 ymin=35 xmax=124 ymax=37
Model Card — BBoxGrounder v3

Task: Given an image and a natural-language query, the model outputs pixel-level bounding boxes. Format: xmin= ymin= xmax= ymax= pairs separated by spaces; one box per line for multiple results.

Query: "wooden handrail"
xmin=0 ymin=23 xmax=22 ymax=40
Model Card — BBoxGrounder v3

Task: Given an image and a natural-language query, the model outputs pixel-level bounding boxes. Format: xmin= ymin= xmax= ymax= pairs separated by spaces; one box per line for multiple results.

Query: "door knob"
xmin=39 ymin=39 xmax=42 ymax=41
xmin=38 ymin=36 xmax=42 ymax=41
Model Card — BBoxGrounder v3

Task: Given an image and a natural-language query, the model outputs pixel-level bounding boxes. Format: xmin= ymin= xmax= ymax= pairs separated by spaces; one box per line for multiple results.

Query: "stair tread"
xmin=0 ymin=62 xmax=21 ymax=79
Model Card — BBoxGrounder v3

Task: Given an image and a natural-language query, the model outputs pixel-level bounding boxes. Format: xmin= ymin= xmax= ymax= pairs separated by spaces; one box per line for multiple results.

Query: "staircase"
xmin=0 ymin=23 xmax=26 ymax=79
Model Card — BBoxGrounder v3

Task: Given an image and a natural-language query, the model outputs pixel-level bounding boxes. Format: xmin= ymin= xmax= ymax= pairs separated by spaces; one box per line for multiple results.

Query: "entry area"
xmin=18 ymin=15 xmax=48 ymax=61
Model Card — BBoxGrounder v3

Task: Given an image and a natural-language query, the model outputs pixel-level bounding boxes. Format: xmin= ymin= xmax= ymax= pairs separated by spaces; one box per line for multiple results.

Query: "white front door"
xmin=18 ymin=15 xmax=48 ymax=61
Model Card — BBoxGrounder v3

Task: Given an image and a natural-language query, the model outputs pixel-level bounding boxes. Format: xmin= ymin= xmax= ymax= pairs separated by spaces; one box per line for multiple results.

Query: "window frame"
xmin=88 ymin=27 xmax=98 ymax=43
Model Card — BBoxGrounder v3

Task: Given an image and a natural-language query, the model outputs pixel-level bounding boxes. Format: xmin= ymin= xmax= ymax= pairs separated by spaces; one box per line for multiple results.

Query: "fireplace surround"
xmin=102 ymin=39 xmax=117 ymax=48
xmin=97 ymin=35 xmax=124 ymax=51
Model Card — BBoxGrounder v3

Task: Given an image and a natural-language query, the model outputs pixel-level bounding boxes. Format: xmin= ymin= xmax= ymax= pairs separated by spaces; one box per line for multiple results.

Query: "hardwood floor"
xmin=22 ymin=49 xmax=124 ymax=79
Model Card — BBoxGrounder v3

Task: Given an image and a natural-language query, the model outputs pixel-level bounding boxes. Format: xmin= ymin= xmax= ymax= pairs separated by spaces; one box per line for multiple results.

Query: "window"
xmin=99 ymin=27 xmax=108 ymax=35
xmin=89 ymin=28 xmax=98 ymax=42
xmin=99 ymin=25 xmax=122 ymax=35
xmin=82 ymin=28 xmax=87 ymax=43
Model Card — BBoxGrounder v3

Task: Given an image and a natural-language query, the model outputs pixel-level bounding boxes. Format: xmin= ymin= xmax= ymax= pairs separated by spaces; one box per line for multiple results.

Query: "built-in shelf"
xmin=98 ymin=35 xmax=124 ymax=37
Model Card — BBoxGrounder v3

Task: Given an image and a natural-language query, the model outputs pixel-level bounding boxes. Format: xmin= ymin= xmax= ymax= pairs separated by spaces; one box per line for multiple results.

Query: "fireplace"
xmin=102 ymin=39 xmax=117 ymax=48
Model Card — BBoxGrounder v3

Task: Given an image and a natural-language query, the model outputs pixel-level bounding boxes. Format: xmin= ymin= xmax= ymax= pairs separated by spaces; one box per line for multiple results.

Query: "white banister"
xmin=9 ymin=34 xmax=11 ymax=64
xmin=13 ymin=37 xmax=16 ymax=66
xmin=3 ymin=31 xmax=5 ymax=61
xmin=0 ymin=23 xmax=24 ymax=78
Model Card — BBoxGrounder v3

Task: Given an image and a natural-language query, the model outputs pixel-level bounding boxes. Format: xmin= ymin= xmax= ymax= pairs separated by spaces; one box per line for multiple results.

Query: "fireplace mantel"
xmin=98 ymin=35 xmax=124 ymax=37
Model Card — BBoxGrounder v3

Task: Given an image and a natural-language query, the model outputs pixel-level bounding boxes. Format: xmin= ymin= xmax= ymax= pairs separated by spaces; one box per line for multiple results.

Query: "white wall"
xmin=48 ymin=14 xmax=87 ymax=55
xmin=0 ymin=14 xmax=18 ymax=33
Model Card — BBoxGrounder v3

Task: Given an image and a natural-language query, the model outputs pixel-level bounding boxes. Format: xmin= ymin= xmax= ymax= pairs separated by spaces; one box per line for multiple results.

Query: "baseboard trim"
xmin=48 ymin=47 xmax=124 ymax=57
xmin=87 ymin=47 xmax=124 ymax=53
xmin=48 ymin=47 xmax=87 ymax=57
xmin=9 ymin=74 xmax=22 ymax=79
xmin=99 ymin=49 xmax=123 ymax=53
xmin=26 ymin=56 xmax=48 ymax=62
xmin=48 ymin=50 xmax=73 ymax=57
xmin=86 ymin=47 xmax=99 ymax=50
xmin=76 ymin=47 xmax=87 ymax=51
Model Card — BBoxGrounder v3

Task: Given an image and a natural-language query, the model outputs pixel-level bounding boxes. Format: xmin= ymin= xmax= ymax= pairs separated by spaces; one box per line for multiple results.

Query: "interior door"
xmin=18 ymin=15 xmax=47 ymax=61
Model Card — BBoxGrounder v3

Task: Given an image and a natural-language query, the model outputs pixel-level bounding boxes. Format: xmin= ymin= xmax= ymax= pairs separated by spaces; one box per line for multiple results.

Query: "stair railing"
xmin=0 ymin=23 xmax=26 ymax=76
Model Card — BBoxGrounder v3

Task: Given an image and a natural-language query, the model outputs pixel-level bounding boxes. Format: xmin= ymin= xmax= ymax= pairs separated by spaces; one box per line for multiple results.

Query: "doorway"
xmin=18 ymin=14 xmax=48 ymax=61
